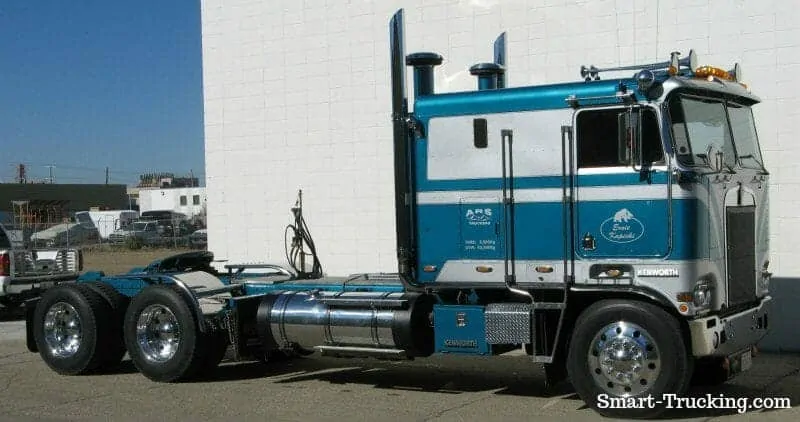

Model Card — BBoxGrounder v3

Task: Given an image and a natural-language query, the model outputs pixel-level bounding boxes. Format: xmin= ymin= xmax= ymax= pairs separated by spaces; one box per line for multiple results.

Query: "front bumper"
xmin=688 ymin=295 xmax=772 ymax=357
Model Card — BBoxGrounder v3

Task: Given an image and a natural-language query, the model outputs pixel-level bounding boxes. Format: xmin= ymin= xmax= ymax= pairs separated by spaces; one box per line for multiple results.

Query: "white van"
xmin=74 ymin=210 xmax=140 ymax=241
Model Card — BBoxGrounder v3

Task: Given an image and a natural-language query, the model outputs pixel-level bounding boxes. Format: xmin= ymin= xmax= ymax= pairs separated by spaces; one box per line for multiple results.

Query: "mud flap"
xmin=24 ymin=298 xmax=39 ymax=353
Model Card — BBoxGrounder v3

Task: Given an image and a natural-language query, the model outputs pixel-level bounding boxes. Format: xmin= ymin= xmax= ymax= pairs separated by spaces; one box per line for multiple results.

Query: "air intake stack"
xmin=469 ymin=63 xmax=505 ymax=90
xmin=406 ymin=52 xmax=444 ymax=97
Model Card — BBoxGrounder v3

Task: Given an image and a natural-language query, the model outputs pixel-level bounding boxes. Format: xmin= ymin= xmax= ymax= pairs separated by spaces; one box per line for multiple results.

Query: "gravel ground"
xmin=0 ymin=325 xmax=796 ymax=422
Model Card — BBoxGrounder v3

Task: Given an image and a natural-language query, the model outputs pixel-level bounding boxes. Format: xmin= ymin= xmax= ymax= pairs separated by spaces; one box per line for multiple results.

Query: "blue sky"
xmin=0 ymin=0 xmax=205 ymax=186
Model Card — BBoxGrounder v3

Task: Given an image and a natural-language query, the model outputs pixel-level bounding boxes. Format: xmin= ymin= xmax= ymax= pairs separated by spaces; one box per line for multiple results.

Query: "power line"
xmin=2 ymin=161 xmax=206 ymax=178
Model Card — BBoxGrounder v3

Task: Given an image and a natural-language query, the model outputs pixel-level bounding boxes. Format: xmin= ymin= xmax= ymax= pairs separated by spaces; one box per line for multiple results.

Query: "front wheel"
xmin=566 ymin=299 xmax=692 ymax=419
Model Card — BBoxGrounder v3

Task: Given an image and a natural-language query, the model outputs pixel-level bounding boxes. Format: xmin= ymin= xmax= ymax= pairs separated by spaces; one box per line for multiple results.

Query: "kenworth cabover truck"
xmin=24 ymin=10 xmax=771 ymax=418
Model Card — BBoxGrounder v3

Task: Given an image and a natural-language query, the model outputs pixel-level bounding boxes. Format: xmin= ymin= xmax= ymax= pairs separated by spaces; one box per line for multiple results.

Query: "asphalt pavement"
xmin=0 ymin=306 xmax=798 ymax=422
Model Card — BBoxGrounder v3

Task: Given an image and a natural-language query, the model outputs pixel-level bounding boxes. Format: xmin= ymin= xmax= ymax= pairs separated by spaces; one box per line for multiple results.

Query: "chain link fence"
xmin=3 ymin=214 xmax=207 ymax=251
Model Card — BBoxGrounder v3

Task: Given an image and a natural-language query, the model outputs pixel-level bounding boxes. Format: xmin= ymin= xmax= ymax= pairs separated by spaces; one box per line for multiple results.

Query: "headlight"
xmin=693 ymin=280 xmax=714 ymax=308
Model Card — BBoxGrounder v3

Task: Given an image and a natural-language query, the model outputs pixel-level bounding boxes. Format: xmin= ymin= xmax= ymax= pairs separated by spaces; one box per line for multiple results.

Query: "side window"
xmin=576 ymin=109 xmax=621 ymax=168
xmin=180 ymin=195 xmax=187 ymax=206
xmin=576 ymin=108 xmax=663 ymax=168
xmin=0 ymin=227 xmax=10 ymax=249
xmin=473 ymin=118 xmax=488 ymax=148
xmin=641 ymin=109 xmax=665 ymax=164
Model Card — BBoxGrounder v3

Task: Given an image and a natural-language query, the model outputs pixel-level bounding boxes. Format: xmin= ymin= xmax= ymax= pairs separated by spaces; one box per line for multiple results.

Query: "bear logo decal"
xmin=613 ymin=208 xmax=634 ymax=223
xmin=601 ymin=208 xmax=645 ymax=243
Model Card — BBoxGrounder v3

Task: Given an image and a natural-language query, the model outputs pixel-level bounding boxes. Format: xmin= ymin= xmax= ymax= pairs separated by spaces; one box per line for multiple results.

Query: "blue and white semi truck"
xmin=24 ymin=10 xmax=772 ymax=418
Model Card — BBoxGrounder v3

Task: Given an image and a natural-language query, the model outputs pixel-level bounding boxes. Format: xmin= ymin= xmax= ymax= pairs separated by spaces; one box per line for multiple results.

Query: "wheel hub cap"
xmin=588 ymin=321 xmax=661 ymax=397
xmin=136 ymin=304 xmax=181 ymax=363
xmin=43 ymin=302 xmax=83 ymax=358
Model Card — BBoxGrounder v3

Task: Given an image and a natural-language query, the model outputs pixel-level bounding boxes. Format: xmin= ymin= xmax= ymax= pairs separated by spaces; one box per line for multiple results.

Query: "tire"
xmin=123 ymin=284 xmax=210 ymax=382
xmin=566 ymin=299 xmax=691 ymax=419
xmin=83 ymin=282 xmax=130 ymax=370
xmin=32 ymin=284 xmax=114 ymax=375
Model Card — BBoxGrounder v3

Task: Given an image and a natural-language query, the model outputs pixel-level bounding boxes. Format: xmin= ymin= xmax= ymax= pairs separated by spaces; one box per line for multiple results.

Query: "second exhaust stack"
xmin=470 ymin=63 xmax=505 ymax=90
xmin=406 ymin=52 xmax=444 ymax=97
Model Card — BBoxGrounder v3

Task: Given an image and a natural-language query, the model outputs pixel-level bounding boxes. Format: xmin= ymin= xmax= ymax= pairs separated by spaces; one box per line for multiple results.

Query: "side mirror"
xmin=618 ymin=109 xmax=642 ymax=169
xmin=697 ymin=144 xmax=722 ymax=173
xmin=715 ymin=149 xmax=724 ymax=173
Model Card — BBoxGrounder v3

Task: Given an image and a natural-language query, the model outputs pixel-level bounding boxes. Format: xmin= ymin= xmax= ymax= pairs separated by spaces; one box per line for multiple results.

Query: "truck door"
xmin=571 ymin=106 xmax=669 ymax=260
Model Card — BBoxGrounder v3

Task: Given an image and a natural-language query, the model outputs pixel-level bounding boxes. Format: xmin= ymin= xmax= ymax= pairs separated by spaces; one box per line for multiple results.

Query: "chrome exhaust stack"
xmin=389 ymin=9 xmax=416 ymax=286
xmin=493 ymin=32 xmax=507 ymax=88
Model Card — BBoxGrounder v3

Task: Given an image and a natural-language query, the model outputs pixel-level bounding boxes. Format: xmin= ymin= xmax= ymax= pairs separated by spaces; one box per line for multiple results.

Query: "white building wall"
xmin=200 ymin=0 xmax=800 ymax=278
xmin=138 ymin=187 xmax=207 ymax=218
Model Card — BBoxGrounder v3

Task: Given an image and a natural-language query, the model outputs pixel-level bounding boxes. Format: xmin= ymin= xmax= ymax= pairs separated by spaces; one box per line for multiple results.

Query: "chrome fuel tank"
xmin=256 ymin=291 xmax=435 ymax=358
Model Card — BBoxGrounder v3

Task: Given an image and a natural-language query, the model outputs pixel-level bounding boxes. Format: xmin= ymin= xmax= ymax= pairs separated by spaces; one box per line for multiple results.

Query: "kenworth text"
xmin=24 ymin=10 xmax=771 ymax=419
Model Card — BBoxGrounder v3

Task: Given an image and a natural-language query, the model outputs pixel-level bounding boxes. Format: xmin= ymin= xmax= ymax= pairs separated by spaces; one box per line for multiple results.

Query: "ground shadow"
xmin=191 ymin=353 xmax=797 ymax=419
xmin=85 ymin=348 xmax=798 ymax=419
xmin=194 ymin=353 xmax=578 ymax=399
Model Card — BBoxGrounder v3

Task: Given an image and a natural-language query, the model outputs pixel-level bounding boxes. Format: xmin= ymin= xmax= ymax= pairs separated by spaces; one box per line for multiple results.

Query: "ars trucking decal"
xmin=465 ymin=208 xmax=492 ymax=226
xmin=600 ymin=208 xmax=645 ymax=243
xmin=460 ymin=204 xmax=502 ymax=258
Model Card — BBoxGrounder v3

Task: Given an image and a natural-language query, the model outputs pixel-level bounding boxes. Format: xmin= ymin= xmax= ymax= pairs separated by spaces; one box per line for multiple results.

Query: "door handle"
xmin=582 ymin=233 xmax=596 ymax=251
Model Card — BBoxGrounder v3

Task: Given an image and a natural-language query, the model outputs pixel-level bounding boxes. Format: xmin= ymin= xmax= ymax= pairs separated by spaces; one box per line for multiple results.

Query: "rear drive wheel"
xmin=566 ymin=299 xmax=691 ymax=419
xmin=123 ymin=284 xmax=208 ymax=382
xmin=83 ymin=281 xmax=130 ymax=370
xmin=33 ymin=284 xmax=113 ymax=375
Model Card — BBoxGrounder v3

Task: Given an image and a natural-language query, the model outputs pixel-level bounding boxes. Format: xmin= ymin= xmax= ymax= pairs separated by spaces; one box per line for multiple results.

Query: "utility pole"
xmin=17 ymin=164 xmax=26 ymax=184
xmin=105 ymin=167 xmax=109 ymax=185
xmin=45 ymin=165 xmax=56 ymax=184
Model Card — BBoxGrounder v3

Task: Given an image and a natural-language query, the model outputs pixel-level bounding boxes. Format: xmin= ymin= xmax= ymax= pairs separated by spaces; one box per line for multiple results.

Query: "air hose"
xmin=284 ymin=189 xmax=323 ymax=279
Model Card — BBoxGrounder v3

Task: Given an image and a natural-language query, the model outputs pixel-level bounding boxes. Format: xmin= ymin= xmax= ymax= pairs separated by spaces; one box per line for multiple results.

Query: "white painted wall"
xmin=138 ymin=187 xmax=207 ymax=218
xmin=200 ymin=0 xmax=800 ymax=278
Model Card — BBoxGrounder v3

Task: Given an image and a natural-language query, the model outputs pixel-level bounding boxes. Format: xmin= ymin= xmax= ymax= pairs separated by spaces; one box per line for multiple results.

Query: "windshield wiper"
xmin=721 ymin=162 xmax=736 ymax=174
xmin=695 ymin=151 xmax=735 ymax=174
xmin=738 ymin=154 xmax=766 ymax=171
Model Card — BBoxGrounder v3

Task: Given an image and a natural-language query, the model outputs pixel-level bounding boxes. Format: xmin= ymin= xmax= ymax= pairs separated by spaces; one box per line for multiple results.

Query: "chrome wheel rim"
xmin=43 ymin=302 xmax=83 ymax=358
xmin=136 ymin=304 xmax=181 ymax=363
xmin=588 ymin=321 xmax=661 ymax=397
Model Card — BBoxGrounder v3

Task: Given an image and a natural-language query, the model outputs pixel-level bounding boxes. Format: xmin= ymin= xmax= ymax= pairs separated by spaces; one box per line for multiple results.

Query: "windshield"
xmin=727 ymin=103 xmax=764 ymax=170
xmin=75 ymin=213 xmax=92 ymax=224
xmin=668 ymin=94 xmax=764 ymax=171
xmin=132 ymin=222 xmax=150 ymax=231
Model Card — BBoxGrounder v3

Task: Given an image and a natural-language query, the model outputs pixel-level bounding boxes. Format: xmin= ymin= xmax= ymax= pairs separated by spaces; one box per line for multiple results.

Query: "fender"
xmin=569 ymin=284 xmax=676 ymax=312
xmin=24 ymin=297 xmax=39 ymax=353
